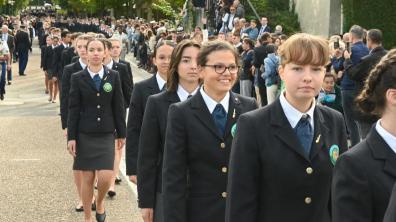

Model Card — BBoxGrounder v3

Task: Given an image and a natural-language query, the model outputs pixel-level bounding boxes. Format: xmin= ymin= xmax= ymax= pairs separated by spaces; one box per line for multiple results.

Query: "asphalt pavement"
xmin=0 ymin=42 xmax=150 ymax=222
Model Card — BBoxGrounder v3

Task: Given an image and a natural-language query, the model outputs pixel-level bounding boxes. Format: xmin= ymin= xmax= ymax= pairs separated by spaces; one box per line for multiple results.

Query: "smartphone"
xmin=346 ymin=42 xmax=351 ymax=52
xmin=334 ymin=41 xmax=339 ymax=49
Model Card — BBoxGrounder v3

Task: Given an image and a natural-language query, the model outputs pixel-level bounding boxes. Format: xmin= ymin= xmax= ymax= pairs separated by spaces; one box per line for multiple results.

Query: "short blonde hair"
xmin=278 ymin=33 xmax=330 ymax=67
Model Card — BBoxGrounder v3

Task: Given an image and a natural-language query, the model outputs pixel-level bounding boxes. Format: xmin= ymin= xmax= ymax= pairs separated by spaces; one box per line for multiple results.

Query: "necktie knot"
xmin=212 ymin=104 xmax=227 ymax=136
xmin=93 ymin=74 xmax=101 ymax=91
xmin=294 ymin=114 xmax=313 ymax=158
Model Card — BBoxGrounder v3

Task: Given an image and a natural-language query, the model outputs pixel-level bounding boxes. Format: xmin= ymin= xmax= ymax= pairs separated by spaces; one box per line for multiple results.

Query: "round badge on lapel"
xmin=329 ymin=145 xmax=340 ymax=166
xmin=231 ymin=123 xmax=237 ymax=138
xmin=103 ymin=82 xmax=112 ymax=92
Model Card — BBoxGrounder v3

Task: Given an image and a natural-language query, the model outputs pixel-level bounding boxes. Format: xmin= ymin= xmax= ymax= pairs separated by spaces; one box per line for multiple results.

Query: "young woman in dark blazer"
xmin=332 ymin=49 xmax=396 ymax=222
xmin=60 ymin=34 xmax=93 ymax=212
xmin=162 ymin=40 xmax=258 ymax=222
xmin=225 ymin=34 xmax=348 ymax=222
xmin=138 ymin=40 xmax=201 ymax=222
xmin=125 ymin=41 xmax=175 ymax=184
xmin=67 ymin=38 xmax=126 ymax=222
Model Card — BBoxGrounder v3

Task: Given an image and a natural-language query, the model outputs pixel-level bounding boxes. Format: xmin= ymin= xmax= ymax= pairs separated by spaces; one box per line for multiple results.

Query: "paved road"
xmin=0 ymin=43 xmax=149 ymax=221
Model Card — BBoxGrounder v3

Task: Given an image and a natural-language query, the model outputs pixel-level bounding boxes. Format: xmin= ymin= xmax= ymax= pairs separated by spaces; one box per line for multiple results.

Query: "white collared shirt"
xmin=177 ymin=84 xmax=199 ymax=102
xmin=2 ymin=33 xmax=7 ymax=41
xmin=105 ymin=60 xmax=114 ymax=70
xmin=375 ymin=120 xmax=396 ymax=155
xmin=78 ymin=58 xmax=87 ymax=69
xmin=279 ymin=91 xmax=315 ymax=130
xmin=87 ymin=66 xmax=104 ymax=79
xmin=156 ymin=73 xmax=166 ymax=91
xmin=62 ymin=43 xmax=68 ymax=48
xmin=200 ymin=87 xmax=230 ymax=114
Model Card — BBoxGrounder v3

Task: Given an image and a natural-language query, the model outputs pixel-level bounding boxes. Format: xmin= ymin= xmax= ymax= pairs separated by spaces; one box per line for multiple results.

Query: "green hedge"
xmin=244 ymin=0 xmax=301 ymax=35
xmin=342 ymin=0 xmax=396 ymax=49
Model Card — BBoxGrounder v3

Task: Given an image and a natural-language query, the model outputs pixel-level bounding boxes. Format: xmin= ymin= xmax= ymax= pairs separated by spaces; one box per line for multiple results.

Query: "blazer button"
xmin=222 ymin=192 xmax=227 ymax=198
xmin=220 ymin=143 xmax=226 ymax=149
xmin=97 ymin=117 xmax=101 ymax=122
xmin=222 ymin=167 xmax=227 ymax=173
xmin=306 ymin=167 xmax=313 ymax=175
xmin=97 ymin=93 xmax=100 ymax=97
xmin=305 ymin=197 xmax=312 ymax=204
xmin=97 ymin=105 xmax=101 ymax=109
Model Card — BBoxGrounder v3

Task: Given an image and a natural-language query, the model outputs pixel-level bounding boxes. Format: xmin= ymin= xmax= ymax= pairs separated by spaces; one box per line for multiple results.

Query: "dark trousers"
xmin=0 ymin=62 xmax=6 ymax=95
xmin=18 ymin=50 xmax=29 ymax=75
xmin=341 ymin=89 xmax=360 ymax=146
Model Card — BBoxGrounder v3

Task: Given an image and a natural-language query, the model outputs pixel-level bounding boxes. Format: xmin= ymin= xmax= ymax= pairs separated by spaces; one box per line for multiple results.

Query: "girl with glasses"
xmin=162 ymin=40 xmax=258 ymax=222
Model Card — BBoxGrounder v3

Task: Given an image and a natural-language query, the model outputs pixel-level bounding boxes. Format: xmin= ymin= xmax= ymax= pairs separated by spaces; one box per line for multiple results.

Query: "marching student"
xmin=332 ymin=49 xmax=396 ymax=222
xmin=137 ymin=40 xmax=201 ymax=222
xmin=45 ymin=35 xmax=60 ymax=103
xmin=67 ymin=38 xmax=126 ymax=222
xmin=162 ymin=40 xmax=258 ymax=222
xmin=125 ymin=40 xmax=175 ymax=184
xmin=225 ymin=33 xmax=348 ymax=222
xmin=102 ymin=38 xmax=130 ymax=198
xmin=60 ymin=34 xmax=94 ymax=212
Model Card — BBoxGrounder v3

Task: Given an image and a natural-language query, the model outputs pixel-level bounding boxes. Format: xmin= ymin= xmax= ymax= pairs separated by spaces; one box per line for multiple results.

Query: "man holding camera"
xmin=341 ymin=25 xmax=369 ymax=146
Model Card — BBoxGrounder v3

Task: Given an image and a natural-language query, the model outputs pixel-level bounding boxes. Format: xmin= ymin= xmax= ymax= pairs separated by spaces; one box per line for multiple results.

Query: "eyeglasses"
xmin=203 ymin=64 xmax=239 ymax=74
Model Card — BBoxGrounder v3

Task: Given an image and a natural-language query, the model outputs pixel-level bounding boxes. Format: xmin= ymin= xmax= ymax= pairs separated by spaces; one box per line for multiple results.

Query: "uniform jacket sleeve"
xmin=332 ymin=152 xmax=372 ymax=222
xmin=112 ymin=72 xmax=126 ymax=138
xmin=225 ymin=113 xmax=260 ymax=222
xmin=137 ymin=96 xmax=160 ymax=208
xmin=125 ymin=83 xmax=144 ymax=175
xmin=162 ymin=104 xmax=188 ymax=222
xmin=67 ymin=74 xmax=81 ymax=141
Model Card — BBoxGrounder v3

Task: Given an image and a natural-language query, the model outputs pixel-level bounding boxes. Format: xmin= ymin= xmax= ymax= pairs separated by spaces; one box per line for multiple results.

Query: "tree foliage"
xmin=342 ymin=0 xmax=396 ymax=48
xmin=244 ymin=0 xmax=301 ymax=35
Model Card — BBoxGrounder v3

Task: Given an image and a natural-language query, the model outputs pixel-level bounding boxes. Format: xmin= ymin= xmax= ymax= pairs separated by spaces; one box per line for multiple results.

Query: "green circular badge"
xmin=103 ymin=82 xmax=112 ymax=92
xmin=231 ymin=123 xmax=237 ymax=138
xmin=329 ymin=144 xmax=340 ymax=166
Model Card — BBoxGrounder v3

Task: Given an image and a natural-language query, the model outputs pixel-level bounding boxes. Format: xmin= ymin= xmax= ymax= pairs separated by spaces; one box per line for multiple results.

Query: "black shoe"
xmin=75 ymin=205 xmax=84 ymax=212
xmin=107 ymin=190 xmax=116 ymax=198
xmin=115 ymin=176 xmax=122 ymax=184
xmin=19 ymin=73 xmax=26 ymax=76
xmin=95 ymin=211 xmax=106 ymax=222
xmin=91 ymin=201 xmax=96 ymax=211
xmin=7 ymin=81 xmax=11 ymax=85
xmin=0 ymin=94 xmax=4 ymax=100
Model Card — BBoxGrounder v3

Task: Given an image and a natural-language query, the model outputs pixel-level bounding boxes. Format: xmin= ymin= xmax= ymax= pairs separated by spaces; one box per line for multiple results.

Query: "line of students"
xmin=58 ymin=33 xmax=134 ymax=222
xmin=59 ymin=31 xmax=396 ymax=222
xmin=128 ymin=33 xmax=396 ymax=222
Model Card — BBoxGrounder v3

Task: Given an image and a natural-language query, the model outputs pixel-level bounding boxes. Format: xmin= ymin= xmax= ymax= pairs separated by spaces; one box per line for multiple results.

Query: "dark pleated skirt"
xmin=73 ymin=132 xmax=115 ymax=170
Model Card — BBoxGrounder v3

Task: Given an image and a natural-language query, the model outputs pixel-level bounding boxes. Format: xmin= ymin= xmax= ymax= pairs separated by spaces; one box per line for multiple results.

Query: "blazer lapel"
xmin=148 ymin=75 xmax=161 ymax=94
xmin=166 ymin=91 xmax=180 ymax=103
xmin=368 ymin=129 xmax=396 ymax=179
xmin=100 ymin=66 xmax=110 ymax=91
xmin=270 ymin=99 xmax=310 ymax=161
xmin=309 ymin=108 xmax=329 ymax=160
xmin=191 ymin=91 xmax=223 ymax=140
xmin=224 ymin=93 xmax=241 ymax=139
xmin=82 ymin=68 xmax=98 ymax=91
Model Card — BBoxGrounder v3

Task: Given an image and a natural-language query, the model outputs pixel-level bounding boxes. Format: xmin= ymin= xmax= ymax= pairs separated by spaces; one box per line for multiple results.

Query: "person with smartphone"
xmin=340 ymin=25 xmax=369 ymax=147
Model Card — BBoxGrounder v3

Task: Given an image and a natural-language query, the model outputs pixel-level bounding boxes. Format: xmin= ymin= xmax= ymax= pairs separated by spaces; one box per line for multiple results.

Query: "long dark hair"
xmin=167 ymin=39 xmax=201 ymax=92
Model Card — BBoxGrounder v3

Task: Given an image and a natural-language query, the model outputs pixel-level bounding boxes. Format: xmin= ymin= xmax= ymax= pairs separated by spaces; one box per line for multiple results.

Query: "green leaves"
xmin=342 ymin=0 xmax=396 ymax=49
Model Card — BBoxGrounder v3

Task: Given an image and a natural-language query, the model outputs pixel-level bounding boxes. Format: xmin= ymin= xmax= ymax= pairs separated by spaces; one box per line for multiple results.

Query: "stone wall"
xmin=292 ymin=0 xmax=342 ymax=37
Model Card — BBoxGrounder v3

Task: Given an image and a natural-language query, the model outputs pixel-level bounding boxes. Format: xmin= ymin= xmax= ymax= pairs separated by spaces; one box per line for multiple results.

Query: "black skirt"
xmin=73 ymin=132 xmax=115 ymax=170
